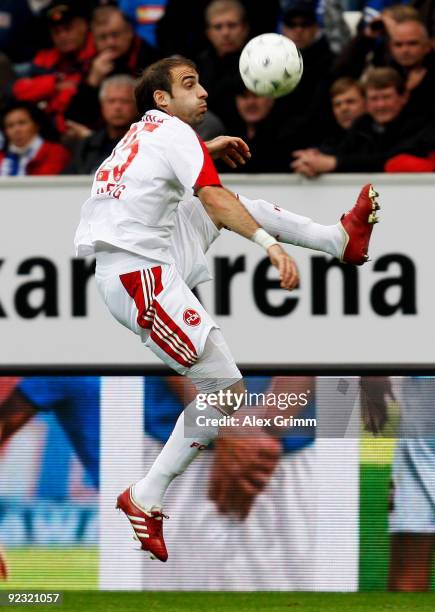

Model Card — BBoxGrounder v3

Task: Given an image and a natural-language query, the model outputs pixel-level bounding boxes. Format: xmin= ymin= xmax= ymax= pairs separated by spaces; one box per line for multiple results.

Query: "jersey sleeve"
xmin=161 ymin=118 xmax=221 ymax=193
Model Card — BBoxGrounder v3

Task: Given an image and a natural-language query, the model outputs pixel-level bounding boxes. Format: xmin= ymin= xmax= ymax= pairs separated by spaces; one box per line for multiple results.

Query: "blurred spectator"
xmin=291 ymin=67 xmax=435 ymax=175
xmin=221 ymin=84 xmax=289 ymax=173
xmin=12 ymin=2 xmax=95 ymax=134
xmin=0 ymin=0 xmax=51 ymax=65
xmin=389 ymin=16 xmax=435 ymax=115
xmin=361 ymin=0 xmax=411 ymax=28
xmin=65 ymin=74 xmax=136 ymax=174
xmin=0 ymin=101 xmax=70 ymax=175
xmin=118 ymin=0 xmax=167 ymax=47
xmin=282 ymin=0 xmax=351 ymax=55
xmin=291 ymin=77 xmax=366 ymax=171
xmin=278 ymin=2 xmax=336 ymax=149
xmin=196 ymin=0 xmax=250 ymax=126
xmin=330 ymin=77 xmax=367 ymax=130
xmin=321 ymin=77 xmax=367 ymax=150
xmin=333 ymin=5 xmax=420 ymax=79
xmin=156 ymin=0 xmax=280 ymax=60
xmin=66 ymin=5 xmax=159 ymax=128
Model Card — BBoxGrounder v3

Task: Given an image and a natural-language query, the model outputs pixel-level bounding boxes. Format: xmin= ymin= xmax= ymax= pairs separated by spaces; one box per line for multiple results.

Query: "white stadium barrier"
xmin=0 ymin=174 xmax=433 ymax=367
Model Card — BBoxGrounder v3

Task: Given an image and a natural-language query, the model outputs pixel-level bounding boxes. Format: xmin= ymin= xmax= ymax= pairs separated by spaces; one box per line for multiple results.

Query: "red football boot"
xmin=340 ymin=184 xmax=380 ymax=265
xmin=116 ymin=486 xmax=169 ymax=562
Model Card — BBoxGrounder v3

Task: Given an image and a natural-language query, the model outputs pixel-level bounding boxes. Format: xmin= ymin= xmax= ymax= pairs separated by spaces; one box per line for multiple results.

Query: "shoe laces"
xmin=145 ymin=508 xmax=169 ymax=520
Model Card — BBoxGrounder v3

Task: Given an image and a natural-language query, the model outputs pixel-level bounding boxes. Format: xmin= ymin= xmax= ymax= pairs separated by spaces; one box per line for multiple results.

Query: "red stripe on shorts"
xmin=120 ymin=269 xmax=152 ymax=329
xmin=154 ymin=301 xmax=198 ymax=359
xmin=120 ymin=267 xmax=199 ymax=368
xmin=150 ymin=329 xmax=193 ymax=368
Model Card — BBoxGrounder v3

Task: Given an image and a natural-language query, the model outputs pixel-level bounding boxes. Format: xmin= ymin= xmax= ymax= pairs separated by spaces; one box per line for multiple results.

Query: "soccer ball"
xmin=239 ymin=33 xmax=303 ymax=98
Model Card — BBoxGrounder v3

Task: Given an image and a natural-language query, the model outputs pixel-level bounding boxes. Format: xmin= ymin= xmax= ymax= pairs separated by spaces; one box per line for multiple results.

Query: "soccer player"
xmin=362 ymin=377 xmax=435 ymax=591
xmin=0 ymin=376 xmax=100 ymax=580
xmin=75 ymin=57 xmax=380 ymax=562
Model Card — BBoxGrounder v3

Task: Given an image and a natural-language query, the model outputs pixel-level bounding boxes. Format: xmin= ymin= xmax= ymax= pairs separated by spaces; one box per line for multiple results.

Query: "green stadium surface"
xmin=0 ymin=548 xmax=98 ymax=590
xmin=2 ymin=591 xmax=434 ymax=611
xmin=360 ymin=437 xmax=434 ymax=592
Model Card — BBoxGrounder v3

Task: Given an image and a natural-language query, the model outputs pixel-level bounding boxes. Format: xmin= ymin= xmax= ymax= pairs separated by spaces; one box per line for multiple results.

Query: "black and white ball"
xmin=239 ymin=33 xmax=303 ymax=98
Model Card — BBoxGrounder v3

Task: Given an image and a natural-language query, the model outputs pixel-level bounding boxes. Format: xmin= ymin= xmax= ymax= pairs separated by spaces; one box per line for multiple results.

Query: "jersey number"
xmin=96 ymin=124 xmax=140 ymax=185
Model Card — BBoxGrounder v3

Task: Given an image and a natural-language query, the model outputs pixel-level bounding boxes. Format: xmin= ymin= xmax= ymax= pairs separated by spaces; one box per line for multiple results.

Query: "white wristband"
xmin=251 ymin=228 xmax=278 ymax=251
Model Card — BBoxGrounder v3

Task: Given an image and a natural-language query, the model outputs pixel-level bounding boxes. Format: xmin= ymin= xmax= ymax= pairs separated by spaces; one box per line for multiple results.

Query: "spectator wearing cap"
xmin=291 ymin=67 xmax=435 ymax=175
xmin=282 ymin=0 xmax=351 ymax=54
xmin=65 ymin=74 xmax=137 ymax=174
xmin=195 ymin=0 xmax=250 ymax=127
xmin=278 ymin=2 xmax=336 ymax=149
xmin=0 ymin=101 xmax=70 ymax=175
xmin=12 ymin=2 xmax=95 ymax=134
xmin=66 ymin=5 xmax=159 ymax=128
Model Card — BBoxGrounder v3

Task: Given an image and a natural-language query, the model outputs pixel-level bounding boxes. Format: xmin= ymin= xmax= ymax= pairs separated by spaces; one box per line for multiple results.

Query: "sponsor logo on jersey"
xmin=183 ymin=308 xmax=201 ymax=326
xmin=96 ymin=170 xmax=109 ymax=182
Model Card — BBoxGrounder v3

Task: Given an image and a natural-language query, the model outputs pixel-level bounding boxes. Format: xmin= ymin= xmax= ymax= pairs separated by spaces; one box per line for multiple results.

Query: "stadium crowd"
xmin=0 ymin=0 xmax=435 ymax=175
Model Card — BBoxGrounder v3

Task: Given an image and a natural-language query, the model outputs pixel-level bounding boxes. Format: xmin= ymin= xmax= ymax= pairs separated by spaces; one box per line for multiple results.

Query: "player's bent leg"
xmin=388 ymin=533 xmax=434 ymax=591
xmin=108 ymin=264 xmax=244 ymax=560
xmin=131 ymin=329 xmax=243 ymax=509
xmin=236 ymin=184 xmax=379 ymax=265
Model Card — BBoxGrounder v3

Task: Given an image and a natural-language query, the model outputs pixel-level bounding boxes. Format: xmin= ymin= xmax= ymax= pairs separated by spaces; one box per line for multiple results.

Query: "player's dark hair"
xmin=135 ymin=57 xmax=197 ymax=114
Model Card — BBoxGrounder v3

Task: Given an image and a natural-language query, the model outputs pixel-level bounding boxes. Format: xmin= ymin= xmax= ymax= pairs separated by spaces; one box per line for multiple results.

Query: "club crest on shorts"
xmin=183 ymin=308 xmax=201 ymax=327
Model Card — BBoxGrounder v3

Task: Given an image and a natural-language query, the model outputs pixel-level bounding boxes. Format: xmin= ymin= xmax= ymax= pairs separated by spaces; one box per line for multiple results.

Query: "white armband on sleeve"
xmin=251 ymin=228 xmax=278 ymax=251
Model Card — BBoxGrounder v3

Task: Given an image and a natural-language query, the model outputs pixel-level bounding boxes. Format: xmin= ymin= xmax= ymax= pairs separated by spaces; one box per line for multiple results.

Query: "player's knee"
xmin=188 ymin=328 xmax=242 ymax=395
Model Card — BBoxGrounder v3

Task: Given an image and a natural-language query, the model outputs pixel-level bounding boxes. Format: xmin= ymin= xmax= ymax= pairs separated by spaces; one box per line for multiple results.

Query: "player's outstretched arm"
xmin=198 ymin=186 xmax=299 ymax=289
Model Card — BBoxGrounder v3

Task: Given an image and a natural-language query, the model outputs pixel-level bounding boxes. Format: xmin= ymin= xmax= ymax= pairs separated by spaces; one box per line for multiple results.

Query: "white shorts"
xmin=97 ymin=263 xmax=238 ymax=379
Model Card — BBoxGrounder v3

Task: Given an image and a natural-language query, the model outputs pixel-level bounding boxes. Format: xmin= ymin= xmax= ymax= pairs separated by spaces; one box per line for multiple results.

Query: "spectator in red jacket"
xmin=66 ymin=5 xmax=159 ymax=128
xmin=0 ymin=102 xmax=70 ymax=175
xmin=12 ymin=2 xmax=96 ymax=134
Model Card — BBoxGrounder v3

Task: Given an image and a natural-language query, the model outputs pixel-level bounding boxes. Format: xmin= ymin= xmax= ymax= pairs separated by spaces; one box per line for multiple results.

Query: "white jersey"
xmin=74 ymin=109 xmax=221 ymax=264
